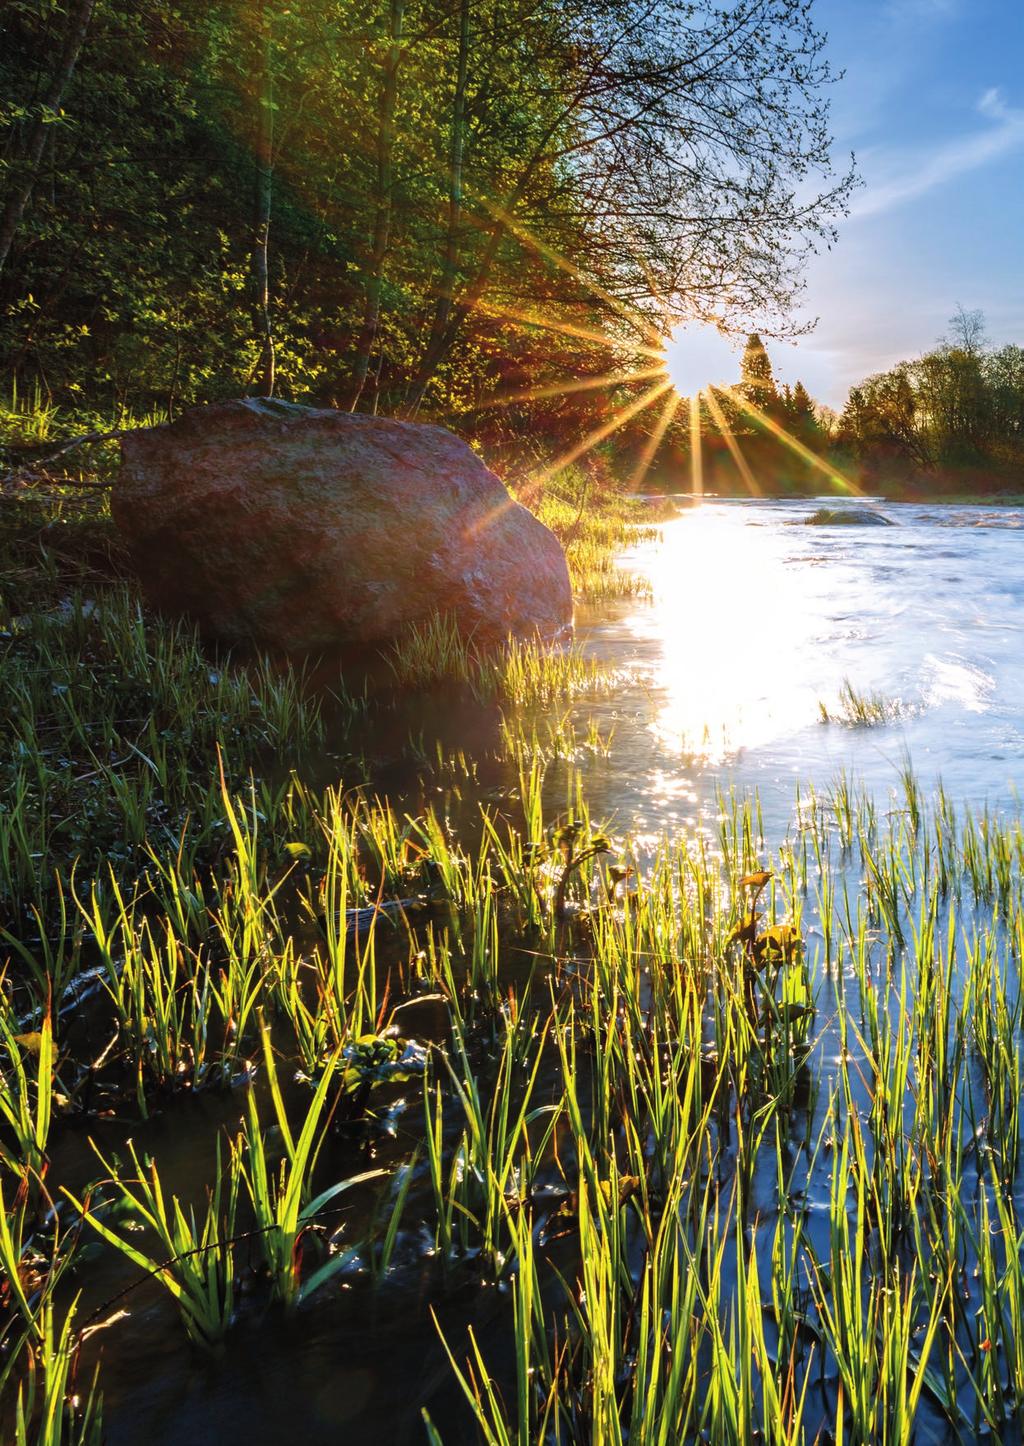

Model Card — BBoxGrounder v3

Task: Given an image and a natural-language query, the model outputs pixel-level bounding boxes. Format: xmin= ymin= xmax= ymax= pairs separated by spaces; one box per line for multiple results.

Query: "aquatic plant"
xmin=0 ymin=1009 xmax=54 ymax=1185
xmin=818 ymin=677 xmax=907 ymax=726
xmin=385 ymin=611 xmax=612 ymax=706
xmin=8 ymin=500 xmax=1024 ymax=1442
xmin=10 ymin=1300 xmax=103 ymax=1446
xmin=64 ymin=1140 xmax=240 ymax=1353
xmin=239 ymin=1029 xmax=384 ymax=1310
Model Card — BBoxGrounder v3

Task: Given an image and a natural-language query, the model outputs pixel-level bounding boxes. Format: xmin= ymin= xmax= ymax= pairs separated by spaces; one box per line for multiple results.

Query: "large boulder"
xmin=113 ymin=399 xmax=572 ymax=651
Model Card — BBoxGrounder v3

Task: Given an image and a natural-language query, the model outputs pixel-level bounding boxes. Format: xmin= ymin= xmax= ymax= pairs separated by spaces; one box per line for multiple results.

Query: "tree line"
xmin=835 ymin=308 xmax=1024 ymax=481
xmin=1 ymin=0 xmax=853 ymax=474
xmin=678 ymin=319 xmax=1024 ymax=496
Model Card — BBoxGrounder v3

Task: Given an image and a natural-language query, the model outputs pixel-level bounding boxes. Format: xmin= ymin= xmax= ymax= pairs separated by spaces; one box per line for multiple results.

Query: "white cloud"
xmin=852 ymin=87 xmax=1024 ymax=218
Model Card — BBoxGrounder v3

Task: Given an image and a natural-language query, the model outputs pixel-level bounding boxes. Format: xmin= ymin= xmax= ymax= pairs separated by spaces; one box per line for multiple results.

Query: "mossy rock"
xmin=804 ymin=506 xmax=894 ymax=527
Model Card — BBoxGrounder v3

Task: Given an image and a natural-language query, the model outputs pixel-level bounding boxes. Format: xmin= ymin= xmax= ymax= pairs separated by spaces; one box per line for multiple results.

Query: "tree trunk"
xmin=252 ymin=11 xmax=276 ymax=398
xmin=404 ymin=0 xmax=470 ymax=418
xmin=348 ymin=0 xmax=405 ymax=411
xmin=403 ymin=88 xmax=576 ymax=414
xmin=402 ymin=176 xmax=523 ymax=416
xmin=0 ymin=0 xmax=96 ymax=281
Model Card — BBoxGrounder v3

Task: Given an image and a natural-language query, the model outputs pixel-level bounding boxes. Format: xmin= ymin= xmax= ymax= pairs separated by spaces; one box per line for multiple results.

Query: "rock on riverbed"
xmin=113 ymin=399 xmax=572 ymax=651
xmin=803 ymin=506 xmax=895 ymax=526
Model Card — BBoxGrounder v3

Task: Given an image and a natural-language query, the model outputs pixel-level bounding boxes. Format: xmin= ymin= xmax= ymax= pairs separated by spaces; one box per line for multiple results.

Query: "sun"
xmin=662 ymin=319 xmax=741 ymax=399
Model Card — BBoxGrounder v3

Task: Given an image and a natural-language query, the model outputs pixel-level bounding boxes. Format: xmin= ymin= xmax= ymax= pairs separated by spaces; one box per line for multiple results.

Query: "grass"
xmin=385 ymin=610 xmax=616 ymax=705
xmin=5 ymin=491 xmax=1024 ymax=1443
xmin=524 ymin=466 xmax=658 ymax=600
xmin=0 ymin=513 xmax=338 ymax=932
xmin=818 ymin=677 xmax=908 ymax=726
xmin=8 ymin=729 xmax=1024 ymax=1439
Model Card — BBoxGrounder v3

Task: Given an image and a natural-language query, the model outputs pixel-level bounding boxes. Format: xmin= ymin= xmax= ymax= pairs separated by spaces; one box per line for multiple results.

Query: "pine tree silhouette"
xmin=737 ymin=334 xmax=780 ymax=409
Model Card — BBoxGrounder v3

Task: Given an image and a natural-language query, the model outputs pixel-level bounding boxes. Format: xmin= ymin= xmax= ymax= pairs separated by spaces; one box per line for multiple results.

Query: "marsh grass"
xmin=8 ymin=735 xmax=1024 ymax=1440
xmin=526 ymin=468 xmax=658 ymax=601
xmin=0 ymin=566 xmax=333 ymax=929
xmin=386 ymin=612 xmax=613 ymax=706
xmin=818 ymin=677 xmax=908 ymax=727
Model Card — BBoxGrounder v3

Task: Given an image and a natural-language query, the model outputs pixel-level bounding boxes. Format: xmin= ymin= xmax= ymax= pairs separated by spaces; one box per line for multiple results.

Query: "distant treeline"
xmin=657 ymin=316 xmax=1024 ymax=499
xmin=834 ymin=309 xmax=1024 ymax=490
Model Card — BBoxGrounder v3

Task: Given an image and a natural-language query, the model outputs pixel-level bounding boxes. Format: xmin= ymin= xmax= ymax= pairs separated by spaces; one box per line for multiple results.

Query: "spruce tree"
xmin=738 ymin=334 xmax=781 ymax=411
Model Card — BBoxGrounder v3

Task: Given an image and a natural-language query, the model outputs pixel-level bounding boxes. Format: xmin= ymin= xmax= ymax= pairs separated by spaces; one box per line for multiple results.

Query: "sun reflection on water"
xmin=637 ymin=507 xmax=827 ymax=762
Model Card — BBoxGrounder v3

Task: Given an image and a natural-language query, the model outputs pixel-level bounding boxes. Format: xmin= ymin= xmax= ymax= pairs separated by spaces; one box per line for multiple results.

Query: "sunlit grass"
xmin=386 ymin=612 xmax=613 ymax=705
xmin=525 ymin=466 xmax=657 ymax=600
xmin=818 ymin=677 xmax=908 ymax=727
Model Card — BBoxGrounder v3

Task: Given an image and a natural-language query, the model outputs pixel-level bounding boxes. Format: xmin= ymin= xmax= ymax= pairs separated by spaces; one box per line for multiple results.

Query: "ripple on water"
xmin=581 ymin=499 xmax=1024 ymax=831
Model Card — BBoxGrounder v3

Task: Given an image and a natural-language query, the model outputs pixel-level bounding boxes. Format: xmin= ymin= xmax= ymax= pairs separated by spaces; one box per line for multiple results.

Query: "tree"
xmin=782 ymin=379 xmax=823 ymax=449
xmin=348 ymin=0 xmax=406 ymax=411
xmin=838 ymin=365 xmax=929 ymax=468
xmin=0 ymin=0 xmax=858 ymax=482
xmin=0 ymin=0 xmax=96 ymax=281
xmin=737 ymin=334 xmax=781 ymax=411
xmin=251 ymin=3 xmax=276 ymax=398
xmin=986 ymin=345 xmax=1024 ymax=445
xmin=401 ymin=0 xmax=857 ymax=409
xmin=945 ymin=304 xmax=986 ymax=357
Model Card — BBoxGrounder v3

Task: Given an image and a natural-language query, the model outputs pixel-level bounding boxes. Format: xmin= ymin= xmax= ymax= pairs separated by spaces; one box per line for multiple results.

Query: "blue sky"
xmin=771 ymin=0 xmax=1024 ymax=409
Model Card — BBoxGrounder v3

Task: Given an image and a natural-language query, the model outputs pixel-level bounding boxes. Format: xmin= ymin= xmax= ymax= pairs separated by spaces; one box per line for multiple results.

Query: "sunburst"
xmin=464 ymin=209 xmax=850 ymax=505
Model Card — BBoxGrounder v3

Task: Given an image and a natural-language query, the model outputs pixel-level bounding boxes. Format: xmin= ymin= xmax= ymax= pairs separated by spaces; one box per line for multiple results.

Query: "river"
xmin=574 ymin=496 xmax=1024 ymax=839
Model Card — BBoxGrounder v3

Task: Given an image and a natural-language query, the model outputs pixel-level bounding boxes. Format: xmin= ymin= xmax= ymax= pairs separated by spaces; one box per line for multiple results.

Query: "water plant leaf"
xmin=728 ymin=912 xmax=758 ymax=948
xmin=754 ymin=922 xmax=802 ymax=962
xmin=296 ymin=1245 xmax=362 ymax=1304
xmin=300 ymin=1168 xmax=387 ymax=1224
xmin=340 ymin=1035 xmax=428 ymax=1094
xmin=283 ymin=841 xmax=312 ymax=859
xmin=739 ymin=870 xmax=772 ymax=890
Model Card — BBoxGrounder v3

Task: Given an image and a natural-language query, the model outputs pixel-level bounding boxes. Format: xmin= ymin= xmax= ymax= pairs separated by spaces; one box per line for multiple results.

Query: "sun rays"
xmin=532 ymin=378 xmax=676 ymax=485
xmin=478 ymin=364 xmax=669 ymax=409
xmin=702 ymin=387 xmax=761 ymax=497
xmin=466 ymin=203 xmax=848 ymax=501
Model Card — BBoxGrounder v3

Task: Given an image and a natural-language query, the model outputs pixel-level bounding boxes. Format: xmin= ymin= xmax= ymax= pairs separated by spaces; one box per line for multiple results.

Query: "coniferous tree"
xmin=737 ymin=334 xmax=781 ymax=412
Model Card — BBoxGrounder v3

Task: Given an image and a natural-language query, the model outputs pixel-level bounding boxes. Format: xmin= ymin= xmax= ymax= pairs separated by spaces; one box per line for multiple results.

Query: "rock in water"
xmin=803 ymin=506 xmax=894 ymax=527
xmin=113 ymin=399 xmax=572 ymax=651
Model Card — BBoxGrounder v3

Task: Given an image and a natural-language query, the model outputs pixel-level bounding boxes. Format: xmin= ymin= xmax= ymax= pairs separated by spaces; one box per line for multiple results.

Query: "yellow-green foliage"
xmin=522 ymin=466 xmax=657 ymax=600
xmin=386 ymin=612 xmax=612 ymax=704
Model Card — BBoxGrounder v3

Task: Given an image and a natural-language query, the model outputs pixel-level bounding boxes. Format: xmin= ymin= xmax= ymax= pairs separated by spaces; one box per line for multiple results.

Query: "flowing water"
xmin=573 ymin=497 xmax=1024 ymax=840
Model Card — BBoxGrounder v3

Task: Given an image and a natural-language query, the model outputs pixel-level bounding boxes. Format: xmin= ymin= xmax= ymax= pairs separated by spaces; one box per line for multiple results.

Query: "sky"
xmin=769 ymin=0 xmax=1024 ymax=410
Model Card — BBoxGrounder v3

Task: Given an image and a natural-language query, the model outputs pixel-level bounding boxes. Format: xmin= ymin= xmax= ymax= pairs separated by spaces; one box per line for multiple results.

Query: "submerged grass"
xmin=386 ymin=611 xmax=614 ymax=705
xmin=7 ymin=729 xmax=1024 ymax=1440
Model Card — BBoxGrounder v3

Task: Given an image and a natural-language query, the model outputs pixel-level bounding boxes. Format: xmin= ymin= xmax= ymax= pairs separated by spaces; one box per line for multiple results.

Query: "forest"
xmin=690 ymin=316 xmax=1024 ymax=496
xmin=1 ymin=0 xmax=856 ymax=483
